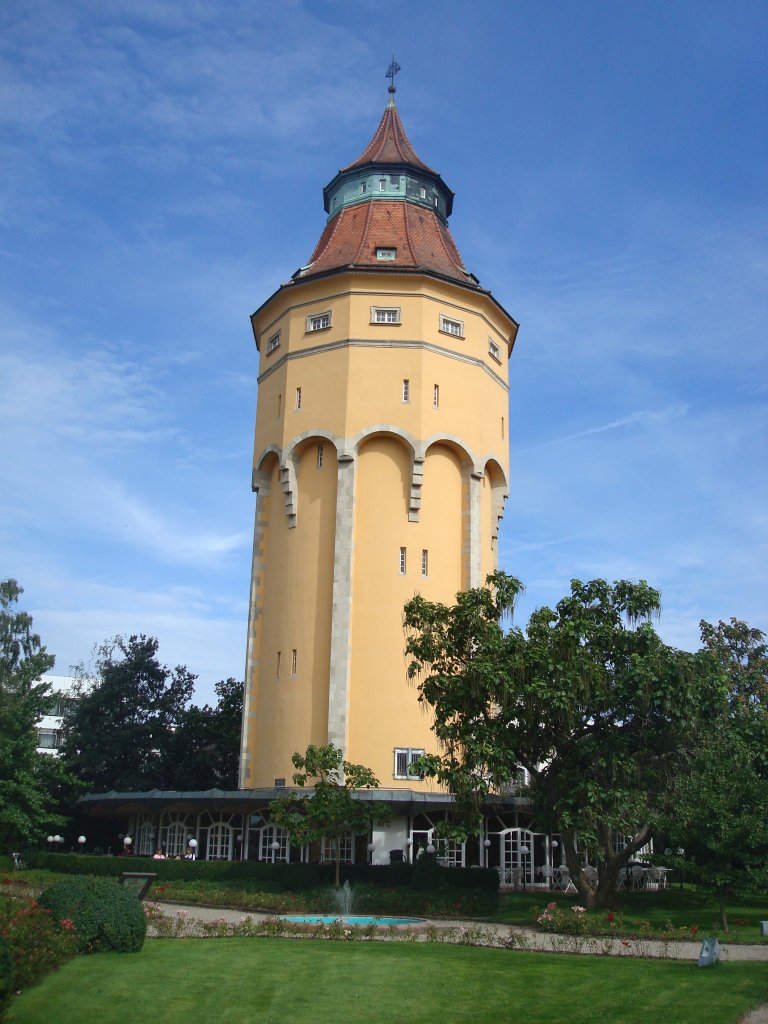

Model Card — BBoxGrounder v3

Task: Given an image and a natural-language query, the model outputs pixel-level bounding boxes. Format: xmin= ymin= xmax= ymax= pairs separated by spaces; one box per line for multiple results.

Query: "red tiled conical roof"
xmin=341 ymin=93 xmax=437 ymax=174
xmin=304 ymin=199 xmax=474 ymax=285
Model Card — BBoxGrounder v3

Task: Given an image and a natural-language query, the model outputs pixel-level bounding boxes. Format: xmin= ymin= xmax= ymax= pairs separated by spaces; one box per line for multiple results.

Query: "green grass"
xmin=6 ymin=939 xmax=768 ymax=1024
xmin=492 ymin=888 xmax=768 ymax=944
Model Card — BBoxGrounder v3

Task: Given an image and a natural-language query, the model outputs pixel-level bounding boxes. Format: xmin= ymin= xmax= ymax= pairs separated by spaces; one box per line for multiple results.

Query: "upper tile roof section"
xmin=304 ymin=199 xmax=476 ymax=285
xmin=341 ymin=94 xmax=437 ymax=174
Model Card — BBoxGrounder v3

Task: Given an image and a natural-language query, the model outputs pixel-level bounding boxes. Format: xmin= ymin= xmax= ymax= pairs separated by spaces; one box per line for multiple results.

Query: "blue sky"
xmin=1 ymin=0 xmax=766 ymax=703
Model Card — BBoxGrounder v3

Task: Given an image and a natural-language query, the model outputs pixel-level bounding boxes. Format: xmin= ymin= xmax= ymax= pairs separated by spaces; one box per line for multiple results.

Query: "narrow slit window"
xmin=277 ymin=394 xmax=282 ymax=417
xmin=501 ymin=416 xmax=505 ymax=438
xmin=295 ymin=387 xmax=302 ymax=410
xmin=317 ymin=444 xmax=324 ymax=469
xmin=421 ymin=549 xmax=428 ymax=577
xmin=402 ymin=379 xmax=410 ymax=403
xmin=399 ymin=547 xmax=407 ymax=575
xmin=291 ymin=649 xmax=297 ymax=675
xmin=433 ymin=384 xmax=440 ymax=408
xmin=276 ymin=651 xmax=281 ymax=677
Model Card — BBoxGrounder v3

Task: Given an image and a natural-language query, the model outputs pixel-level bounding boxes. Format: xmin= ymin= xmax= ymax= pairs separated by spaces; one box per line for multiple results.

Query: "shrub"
xmin=0 ymin=901 xmax=77 ymax=992
xmin=0 ymin=932 xmax=13 ymax=1007
xmin=38 ymin=877 xmax=146 ymax=953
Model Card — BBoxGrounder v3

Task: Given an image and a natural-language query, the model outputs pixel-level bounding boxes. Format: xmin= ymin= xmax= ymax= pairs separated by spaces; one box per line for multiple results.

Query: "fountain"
xmin=280 ymin=879 xmax=425 ymax=927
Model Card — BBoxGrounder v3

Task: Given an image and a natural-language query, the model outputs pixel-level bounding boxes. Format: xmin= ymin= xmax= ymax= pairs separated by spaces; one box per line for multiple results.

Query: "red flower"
xmin=690 ymin=926 xmax=699 ymax=936
xmin=606 ymin=913 xmax=615 ymax=923
xmin=621 ymin=940 xmax=630 ymax=947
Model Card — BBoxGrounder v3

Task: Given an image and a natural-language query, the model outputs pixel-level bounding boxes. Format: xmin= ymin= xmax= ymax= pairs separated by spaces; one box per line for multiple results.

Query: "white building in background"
xmin=36 ymin=675 xmax=75 ymax=755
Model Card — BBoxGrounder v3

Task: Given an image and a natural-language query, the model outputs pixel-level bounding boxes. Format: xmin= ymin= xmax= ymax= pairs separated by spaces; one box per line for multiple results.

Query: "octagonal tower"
xmin=240 ymin=85 xmax=518 ymax=792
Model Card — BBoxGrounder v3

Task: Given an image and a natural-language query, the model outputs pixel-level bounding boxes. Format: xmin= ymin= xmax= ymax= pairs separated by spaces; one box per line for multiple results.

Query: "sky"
xmin=1 ymin=0 xmax=766 ymax=705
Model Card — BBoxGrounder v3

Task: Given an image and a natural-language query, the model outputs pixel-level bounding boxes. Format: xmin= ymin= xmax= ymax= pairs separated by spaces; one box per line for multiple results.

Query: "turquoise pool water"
xmin=279 ymin=915 xmax=425 ymax=926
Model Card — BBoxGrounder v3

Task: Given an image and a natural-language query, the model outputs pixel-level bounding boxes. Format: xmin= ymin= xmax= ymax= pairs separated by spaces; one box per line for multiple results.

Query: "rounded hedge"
xmin=38 ymin=877 xmax=146 ymax=954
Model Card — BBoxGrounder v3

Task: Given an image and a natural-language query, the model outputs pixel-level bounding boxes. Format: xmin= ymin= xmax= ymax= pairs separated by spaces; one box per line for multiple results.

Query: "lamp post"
xmin=46 ymin=835 xmax=55 ymax=853
xmin=406 ymin=836 xmax=413 ymax=862
xmin=188 ymin=838 xmax=198 ymax=861
xmin=54 ymin=835 xmax=64 ymax=852
xmin=236 ymin=834 xmax=243 ymax=861
xmin=270 ymin=839 xmax=280 ymax=863
xmin=520 ymin=845 xmax=529 ymax=892
xmin=483 ymin=837 xmax=491 ymax=868
xmin=676 ymin=848 xmax=685 ymax=891
xmin=77 ymin=835 xmax=86 ymax=854
xmin=367 ymin=841 xmax=375 ymax=865
xmin=123 ymin=836 xmax=132 ymax=856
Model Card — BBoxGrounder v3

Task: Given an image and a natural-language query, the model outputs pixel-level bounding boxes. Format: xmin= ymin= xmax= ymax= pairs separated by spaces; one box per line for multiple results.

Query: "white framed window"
xmin=321 ymin=835 xmax=353 ymax=864
xmin=376 ymin=247 xmax=396 ymax=261
xmin=267 ymin=331 xmax=280 ymax=354
xmin=439 ymin=314 xmax=464 ymax=338
xmin=394 ymin=747 xmax=425 ymax=779
xmin=402 ymin=379 xmax=410 ymax=402
xmin=488 ymin=339 xmax=501 ymax=362
xmin=37 ymin=728 xmax=60 ymax=749
xmin=399 ymin=547 xmax=407 ymax=574
xmin=421 ymin=549 xmax=428 ymax=577
xmin=317 ymin=444 xmax=324 ymax=468
xmin=419 ymin=186 xmax=426 ymax=199
xmin=291 ymin=649 xmax=297 ymax=675
xmin=433 ymin=384 xmax=439 ymax=408
xmin=306 ymin=310 xmax=331 ymax=332
xmin=370 ymin=305 xmax=401 ymax=324
xmin=378 ymin=178 xmax=386 ymax=191
xmin=295 ymin=387 xmax=302 ymax=410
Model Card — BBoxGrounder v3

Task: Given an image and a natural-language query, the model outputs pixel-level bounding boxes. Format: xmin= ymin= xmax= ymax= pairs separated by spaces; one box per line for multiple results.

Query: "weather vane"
xmin=386 ymin=57 xmax=401 ymax=92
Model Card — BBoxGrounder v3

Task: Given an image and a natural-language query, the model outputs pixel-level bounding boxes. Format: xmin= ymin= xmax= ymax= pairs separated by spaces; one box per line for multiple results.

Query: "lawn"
xmin=6 ymin=939 xmax=768 ymax=1024
xmin=492 ymin=889 xmax=768 ymax=944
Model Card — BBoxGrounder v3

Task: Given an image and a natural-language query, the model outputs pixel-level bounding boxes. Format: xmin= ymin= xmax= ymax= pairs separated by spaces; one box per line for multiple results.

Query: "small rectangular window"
xmin=421 ymin=549 xmax=428 ymax=577
xmin=306 ymin=311 xmax=331 ymax=332
xmin=399 ymin=547 xmax=407 ymax=574
xmin=295 ymin=387 xmax=302 ymax=410
xmin=419 ymin=186 xmax=427 ymax=199
xmin=379 ymin=178 xmax=386 ymax=191
xmin=440 ymin=315 xmax=464 ymax=338
xmin=488 ymin=339 xmax=501 ymax=362
xmin=394 ymin=747 xmax=425 ymax=779
xmin=276 ymin=651 xmax=282 ymax=677
xmin=360 ymin=181 xmax=367 ymax=194
xmin=376 ymin=247 xmax=397 ymax=261
xmin=371 ymin=306 xmax=401 ymax=324
xmin=317 ymin=444 xmax=324 ymax=468
xmin=402 ymin=379 xmax=410 ymax=402
xmin=291 ymin=649 xmax=297 ymax=675
xmin=267 ymin=331 xmax=280 ymax=354
xmin=392 ymin=178 xmax=399 ymax=190
xmin=433 ymin=384 xmax=439 ymax=408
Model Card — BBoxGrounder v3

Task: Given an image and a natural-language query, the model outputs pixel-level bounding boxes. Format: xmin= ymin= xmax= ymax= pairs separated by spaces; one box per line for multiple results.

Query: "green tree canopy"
xmin=163 ymin=676 xmax=243 ymax=790
xmin=405 ymin=573 xmax=724 ymax=908
xmin=660 ymin=619 xmax=768 ymax=929
xmin=0 ymin=579 xmax=70 ymax=849
xmin=269 ymin=744 xmax=391 ymax=886
xmin=61 ymin=635 xmax=195 ymax=793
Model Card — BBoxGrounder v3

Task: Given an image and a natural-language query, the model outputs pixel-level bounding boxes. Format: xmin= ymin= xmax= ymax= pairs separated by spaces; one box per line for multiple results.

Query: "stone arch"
xmin=353 ymin=426 xmax=420 ymax=521
xmin=483 ymin=458 xmax=508 ymax=543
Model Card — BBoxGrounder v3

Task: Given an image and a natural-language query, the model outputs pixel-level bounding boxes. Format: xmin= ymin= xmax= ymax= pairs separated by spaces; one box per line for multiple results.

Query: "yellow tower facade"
xmin=240 ymin=87 xmax=518 ymax=795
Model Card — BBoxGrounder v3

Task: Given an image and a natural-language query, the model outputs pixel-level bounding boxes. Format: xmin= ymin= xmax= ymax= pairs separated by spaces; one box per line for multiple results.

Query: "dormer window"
xmin=360 ymin=181 xmax=367 ymax=194
xmin=420 ymin=186 xmax=426 ymax=199
xmin=376 ymin=247 xmax=396 ymax=261
xmin=378 ymin=178 xmax=386 ymax=191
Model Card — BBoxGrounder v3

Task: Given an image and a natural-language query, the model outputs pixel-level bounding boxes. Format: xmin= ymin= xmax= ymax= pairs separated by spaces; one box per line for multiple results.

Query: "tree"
xmin=660 ymin=620 xmax=768 ymax=930
xmin=61 ymin=635 xmax=195 ymax=792
xmin=0 ymin=580 xmax=70 ymax=849
xmin=163 ymin=677 xmax=243 ymax=790
xmin=269 ymin=744 xmax=391 ymax=886
xmin=404 ymin=573 xmax=723 ymax=908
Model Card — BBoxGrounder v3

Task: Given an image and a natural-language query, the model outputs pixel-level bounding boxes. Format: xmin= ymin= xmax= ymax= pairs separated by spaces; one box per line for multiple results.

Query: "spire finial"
xmin=385 ymin=57 xmax=401 ymax=105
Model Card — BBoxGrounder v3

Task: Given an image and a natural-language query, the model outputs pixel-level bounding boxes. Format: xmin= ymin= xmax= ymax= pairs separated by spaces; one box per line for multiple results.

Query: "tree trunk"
xmin=718 ymin=889 xmax=729 ymax=933
xmin=561 ymin=828 xmax=598 ymax=907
